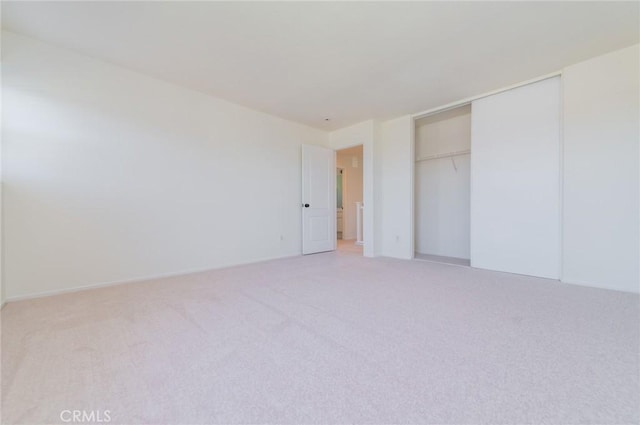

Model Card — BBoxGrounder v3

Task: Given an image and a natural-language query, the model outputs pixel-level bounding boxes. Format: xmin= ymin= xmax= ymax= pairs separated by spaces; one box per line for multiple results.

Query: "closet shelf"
xmin=415 ymin=149 xmax=471 ymax=162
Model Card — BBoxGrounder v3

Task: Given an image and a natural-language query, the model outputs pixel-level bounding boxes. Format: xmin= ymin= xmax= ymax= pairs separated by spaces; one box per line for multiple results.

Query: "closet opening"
xmin=414 ymin=104 xmax=471 ymax=266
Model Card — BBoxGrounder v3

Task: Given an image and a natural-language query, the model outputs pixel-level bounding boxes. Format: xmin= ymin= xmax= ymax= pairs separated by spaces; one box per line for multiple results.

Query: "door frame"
xmin=334 ymin=144 xmax=367 ymax=252
xmin=329 ymin=131 xmax=372 ymax=257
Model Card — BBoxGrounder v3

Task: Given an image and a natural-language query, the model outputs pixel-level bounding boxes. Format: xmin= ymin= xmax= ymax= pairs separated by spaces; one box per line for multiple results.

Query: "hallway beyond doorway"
xmin=337 ymin=239 xmax=363 ymax=254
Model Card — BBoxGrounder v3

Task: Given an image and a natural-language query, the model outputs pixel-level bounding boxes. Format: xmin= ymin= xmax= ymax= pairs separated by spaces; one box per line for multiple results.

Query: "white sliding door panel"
xmin=471 ymin=77 xmax=560 ymax=279
xmin=302 ymin=145 xmax=336 ymax=254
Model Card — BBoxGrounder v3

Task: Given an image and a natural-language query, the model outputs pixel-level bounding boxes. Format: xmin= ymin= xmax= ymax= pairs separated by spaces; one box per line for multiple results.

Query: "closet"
xmin=415 ymin=104 xmax=471 ymax=266
xmin=415 ymin=76 xmax=561 ymax=279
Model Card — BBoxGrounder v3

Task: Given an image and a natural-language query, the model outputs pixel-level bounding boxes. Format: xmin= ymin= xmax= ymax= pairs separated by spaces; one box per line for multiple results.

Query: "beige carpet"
xmin=2 ymin=249 xmax=638 ymax=424
xmin=337 ymin=239 xmax=363 ymax=254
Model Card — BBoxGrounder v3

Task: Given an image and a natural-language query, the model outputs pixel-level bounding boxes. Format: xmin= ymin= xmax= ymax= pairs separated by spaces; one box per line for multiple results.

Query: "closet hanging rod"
xmin=415 ymin=149 xmax=471 ymax=162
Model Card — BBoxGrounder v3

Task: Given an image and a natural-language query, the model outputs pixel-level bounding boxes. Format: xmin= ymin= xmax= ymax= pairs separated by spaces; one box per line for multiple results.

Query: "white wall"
xmin=415 ymin=106 xmax=470 ymax=259
xmin=377 ymin=115 xmax=414 ymax=260
xmin=329 ymin=121 xmax=375 ymax=256
xmin=2 ymin=32 xmax=328 ymax=300
xmin=562 ymin=45 xmax=639 ymax=293
xmin=336 ymin=146 xmax=363 ymax=241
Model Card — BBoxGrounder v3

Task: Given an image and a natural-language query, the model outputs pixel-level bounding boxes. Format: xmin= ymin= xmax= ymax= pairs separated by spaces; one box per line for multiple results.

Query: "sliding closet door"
xmin=470 ymin=77 xmax=560 ymax=279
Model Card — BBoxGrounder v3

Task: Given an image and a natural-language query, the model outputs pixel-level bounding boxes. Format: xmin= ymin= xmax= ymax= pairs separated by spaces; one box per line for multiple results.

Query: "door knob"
xmin=304 ymin=204 xmax=310 ymax=208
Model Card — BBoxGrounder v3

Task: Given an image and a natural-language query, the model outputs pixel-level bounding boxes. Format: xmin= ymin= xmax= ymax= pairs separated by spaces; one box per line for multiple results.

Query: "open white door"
xmin=302 ymin=145 xmax=336 ymax=254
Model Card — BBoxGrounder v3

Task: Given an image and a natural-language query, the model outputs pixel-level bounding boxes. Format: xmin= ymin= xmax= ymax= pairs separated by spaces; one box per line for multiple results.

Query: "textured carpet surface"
xmin=2 ymin=250 xmax=638 ymax=424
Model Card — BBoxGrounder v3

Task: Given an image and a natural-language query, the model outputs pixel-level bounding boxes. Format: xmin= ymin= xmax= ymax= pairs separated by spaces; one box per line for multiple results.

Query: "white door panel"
xmin=471 ymin=77 xmax=561 ymax=279
xmin=302 ymin=145 xmax=335 ymax=254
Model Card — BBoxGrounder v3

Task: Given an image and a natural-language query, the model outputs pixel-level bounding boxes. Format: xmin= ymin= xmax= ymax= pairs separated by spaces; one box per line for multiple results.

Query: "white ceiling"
xmin=2 ymin=1 xmax=638 ymax=130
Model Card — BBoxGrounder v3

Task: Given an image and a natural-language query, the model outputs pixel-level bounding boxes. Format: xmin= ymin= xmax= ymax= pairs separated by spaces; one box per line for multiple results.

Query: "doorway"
xmin=336 ymin=145 xmax=364 ymax=255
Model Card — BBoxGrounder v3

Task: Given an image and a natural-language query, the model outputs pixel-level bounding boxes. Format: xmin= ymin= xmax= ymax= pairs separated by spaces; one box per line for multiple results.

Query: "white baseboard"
xmin=560 ymin=278 xmax=639 ymax=294
xmin=4 ymin=253 xmax=301 ymax=304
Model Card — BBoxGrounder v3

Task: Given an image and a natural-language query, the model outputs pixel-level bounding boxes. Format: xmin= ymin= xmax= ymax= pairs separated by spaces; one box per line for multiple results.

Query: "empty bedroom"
xmin=1 ymin=1 xmax=638 ymax=424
